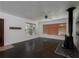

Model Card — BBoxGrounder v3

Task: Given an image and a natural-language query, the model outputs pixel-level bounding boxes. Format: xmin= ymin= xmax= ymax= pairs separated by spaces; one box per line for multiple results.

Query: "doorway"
xmin=0 ymin=18 xmax=4 ymax=46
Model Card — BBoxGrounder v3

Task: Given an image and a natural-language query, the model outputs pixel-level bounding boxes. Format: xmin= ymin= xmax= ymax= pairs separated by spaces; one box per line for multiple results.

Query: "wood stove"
xmin=63 ymin=7 xmax=76 ymax=49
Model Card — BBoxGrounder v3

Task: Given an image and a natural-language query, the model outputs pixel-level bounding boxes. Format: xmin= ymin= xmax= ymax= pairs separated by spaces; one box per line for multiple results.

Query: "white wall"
xmin=0 ymin=12 xmax=39 ymax=46
xmin=73 ymin=7 xmax=79 ymax=51
xmin=37 ymin=18 xmax=68 ymax=40
xmin=73 ymin=7 xmax=79 ymax=49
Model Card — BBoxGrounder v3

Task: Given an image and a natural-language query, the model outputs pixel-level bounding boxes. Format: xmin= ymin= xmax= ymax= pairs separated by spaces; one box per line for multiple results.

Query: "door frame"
xmin=0 ymin=18 xmax=4 ymax=46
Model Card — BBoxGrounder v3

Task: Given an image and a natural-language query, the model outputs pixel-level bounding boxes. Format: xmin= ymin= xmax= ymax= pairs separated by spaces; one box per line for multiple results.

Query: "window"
xmin=43 ymin=23 xmax=66 ymax=36
xmin=25 ymin=23 xmax=36 ymax=35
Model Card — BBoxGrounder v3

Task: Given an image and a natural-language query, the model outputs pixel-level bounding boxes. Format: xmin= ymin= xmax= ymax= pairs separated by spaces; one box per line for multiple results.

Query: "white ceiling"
xmin=0 ymin=1 xmax=79 ymax=20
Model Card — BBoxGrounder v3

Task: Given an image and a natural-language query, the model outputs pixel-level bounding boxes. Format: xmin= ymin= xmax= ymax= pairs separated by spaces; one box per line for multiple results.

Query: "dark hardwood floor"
xmin=0 ymin=37 xmax=65 ymax=58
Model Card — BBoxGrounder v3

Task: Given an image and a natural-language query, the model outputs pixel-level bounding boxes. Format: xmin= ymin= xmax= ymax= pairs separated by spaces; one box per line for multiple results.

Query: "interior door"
xmin=0 ymin=19 xmax=4 ymax=46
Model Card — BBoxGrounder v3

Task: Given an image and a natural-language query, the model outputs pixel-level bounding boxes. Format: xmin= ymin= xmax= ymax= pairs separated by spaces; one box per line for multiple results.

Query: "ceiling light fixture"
xmin=45 ymin=14 xmax=48 ymax=19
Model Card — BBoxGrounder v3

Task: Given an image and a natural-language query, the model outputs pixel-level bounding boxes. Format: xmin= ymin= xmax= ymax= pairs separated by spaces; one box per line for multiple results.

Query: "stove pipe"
xmin=63 ymin=7 xmax=76 ymax=49
xmin=67 ymin=7 xmax=76 ymax=36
